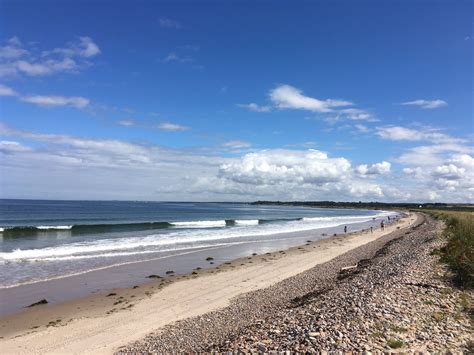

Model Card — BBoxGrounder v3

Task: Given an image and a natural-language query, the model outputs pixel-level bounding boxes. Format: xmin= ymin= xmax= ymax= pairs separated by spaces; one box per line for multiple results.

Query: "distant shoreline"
xmin=251 ymin=200 xmax=474 ymax=211
xmin=1 ymin=198 xmax=472 ymax=211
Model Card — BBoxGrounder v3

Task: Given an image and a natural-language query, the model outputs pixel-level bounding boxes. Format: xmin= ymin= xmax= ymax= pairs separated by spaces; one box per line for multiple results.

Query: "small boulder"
xmin=26 ymin=299 xmax=48 ymax=307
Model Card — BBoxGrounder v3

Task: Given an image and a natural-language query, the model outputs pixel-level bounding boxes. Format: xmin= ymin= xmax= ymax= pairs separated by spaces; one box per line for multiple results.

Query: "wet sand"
xmin=0 ymin=212 xmax=414 ymax=354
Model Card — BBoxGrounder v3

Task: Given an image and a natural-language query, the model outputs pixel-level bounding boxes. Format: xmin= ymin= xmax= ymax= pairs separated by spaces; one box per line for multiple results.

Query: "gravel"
xmin=119 ymin=214 xmax=473 ymax=353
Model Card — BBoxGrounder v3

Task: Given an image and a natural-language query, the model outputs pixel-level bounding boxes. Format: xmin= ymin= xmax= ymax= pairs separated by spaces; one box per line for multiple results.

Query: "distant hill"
xmin=251 ymin=201 xmax=474 ymax=212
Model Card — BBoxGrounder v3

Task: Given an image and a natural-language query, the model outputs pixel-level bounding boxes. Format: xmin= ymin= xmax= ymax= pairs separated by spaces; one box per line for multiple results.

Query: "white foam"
xmin=0 ymin=211 xmax=395 ymax=263
xmin=36 ymin=225 xmax=73 ymax=230
xmin=171 ymin=220 xmax=226 ymax=228
xmin=235 ymin=219 xmax=259 ymax=226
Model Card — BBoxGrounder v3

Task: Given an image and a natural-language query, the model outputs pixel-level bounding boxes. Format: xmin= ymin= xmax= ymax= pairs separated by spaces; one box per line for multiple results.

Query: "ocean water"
xmin=0 ymin=199 xmax=395 ymax=288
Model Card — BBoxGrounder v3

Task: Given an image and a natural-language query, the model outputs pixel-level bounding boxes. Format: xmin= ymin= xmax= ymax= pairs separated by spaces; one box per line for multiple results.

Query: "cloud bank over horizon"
xmin=1 ymin=121 xmax=472 ymax=203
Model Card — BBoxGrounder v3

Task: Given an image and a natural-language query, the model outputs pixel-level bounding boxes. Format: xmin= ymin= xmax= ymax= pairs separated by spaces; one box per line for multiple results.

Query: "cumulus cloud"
xmin=157 ymin=122 xmax=190 ymax=132
xmin=400 ymin=99 xmax=448 ymax=109
xmin=0 ymin=84 xmax=18 ymax=96
xmin=219 ymin=149 xmax=352 ymax=185
xmin=21 ymin=95 xmax=90 ymax=108
xmin=1 ymin=124 xmax=472 ymax=202
xmin=397 ymin=134 xmax=474 ymax=199
xmin=270 ymin=84 xmax=352 ymax=113
xmin=0 ymin=36 xmax=100 ymax=78
xmin=398 ymin=143 xmax=473 ymax=167
xmin=237 ymin=103 xmax=272 ymax=112
xmin=355 ymin=161 xmax=391 ymax=176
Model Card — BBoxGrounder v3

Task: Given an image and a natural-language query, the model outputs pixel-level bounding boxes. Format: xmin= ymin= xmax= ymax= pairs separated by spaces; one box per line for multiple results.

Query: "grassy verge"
xmin=427 ymin=210 xmax=473 ymax=289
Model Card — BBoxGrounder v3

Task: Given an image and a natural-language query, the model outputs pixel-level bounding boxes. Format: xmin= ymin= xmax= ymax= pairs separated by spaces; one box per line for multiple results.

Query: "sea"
xmin=0 ymin=199 xmax=396 ymax=289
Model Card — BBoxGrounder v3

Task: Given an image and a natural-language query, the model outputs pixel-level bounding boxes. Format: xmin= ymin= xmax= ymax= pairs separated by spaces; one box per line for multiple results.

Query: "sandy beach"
xmin=0 ymin=212 xmax=415 ymax=354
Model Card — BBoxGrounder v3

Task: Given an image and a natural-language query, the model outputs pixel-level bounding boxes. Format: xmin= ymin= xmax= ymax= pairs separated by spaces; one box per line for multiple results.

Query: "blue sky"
xmin=0 ymin=0 xmax=472 ymax=202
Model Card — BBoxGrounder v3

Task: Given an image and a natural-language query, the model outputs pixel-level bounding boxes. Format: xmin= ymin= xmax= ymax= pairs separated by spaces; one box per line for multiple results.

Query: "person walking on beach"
xmin=380 ymin=220 xmax=384 ymax=231
xmin=370 ymin=226 xmax=373 ymax=234
xmin=344 ymin=225 xmax=347 ymax=233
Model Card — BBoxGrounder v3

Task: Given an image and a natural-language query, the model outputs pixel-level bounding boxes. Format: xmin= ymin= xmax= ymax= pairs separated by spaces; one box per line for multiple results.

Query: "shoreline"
xmin=0 ymin=212 xmax=415 ymax=354
xmin=0 ymin=212 xmax=397 ymax=315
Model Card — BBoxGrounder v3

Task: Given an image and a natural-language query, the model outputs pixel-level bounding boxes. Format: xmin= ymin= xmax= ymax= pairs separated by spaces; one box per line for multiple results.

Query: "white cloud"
xmin=353 ymin=124 xmax=370 ymax=133
xmin=0 ymin=37 xmax=28 ymax=59
xmin=376 ymin=126 xmax=424 ymax=141
xmin=1 ymin=124 xmax=472 ymax=202
xmin=398 ymin=143 xmax=473 ymax=167
xmin=0 ymin=36 xmax=100 ymax=78
xmin=237 ymin=103 xmax=272 ymax=112
xmin=0 ymin=84 xmax=18 ymax=96
xmin=376 ymin=125 xmax=465 ymax=144
xmin=44 ymin=37 xmax=101 ymax=58
xmin=400 ymin=99 xmax=448 ymax=109
xmin=21 ymin=95 xmax=90 ymax=108
xmin=219 ymin=149 xmax=352 ymax=185
xmin=15 ymin=57 xmax=78 ymax=76
xmin=117 ymin=119 xmax=137 ymax=127
xmin=348 ymin=182 xmax=384 ymax=198
xmin=222 ymin=140 xmax=252 ymax=149
xmin=0 ymin=140 xmax=32 ymax=153
xmin=340 ymin=108 xmax=378 ymax=122
xmin=270 ymin=84 xmax=352 ymax=113
xmin=77 ymin=37 xmax=101 ymax=57
xmin=157 ymin=122 xmax=190 ymax=132
xmin=162 ymin=52 xmax=193 ymax=63
xmin=401 ymin=152 xmax=474 ymax=195
xmin=159 ymin=18 xmax=181 ymax=29
xmin=356 ymin=161 xmax=391 ymax=176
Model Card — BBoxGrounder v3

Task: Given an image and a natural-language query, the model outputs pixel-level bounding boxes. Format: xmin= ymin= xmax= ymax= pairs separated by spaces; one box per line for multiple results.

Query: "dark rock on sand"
xmin=26 ymin=299 xmax=48 ymax=307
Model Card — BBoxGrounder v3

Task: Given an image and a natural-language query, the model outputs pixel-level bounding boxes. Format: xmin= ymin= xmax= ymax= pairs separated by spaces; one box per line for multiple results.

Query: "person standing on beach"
xmin=380 ymin=221 xmax=384 ymax=231
xmin=344 ymin=225 xmax=347 ymax=233
xmin=370 ymin=226 xmax=373 ymax=233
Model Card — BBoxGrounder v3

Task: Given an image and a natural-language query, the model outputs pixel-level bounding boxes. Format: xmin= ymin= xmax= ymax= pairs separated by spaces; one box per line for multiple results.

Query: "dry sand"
xmin=0 ymin=212 xmax=415 ymax=354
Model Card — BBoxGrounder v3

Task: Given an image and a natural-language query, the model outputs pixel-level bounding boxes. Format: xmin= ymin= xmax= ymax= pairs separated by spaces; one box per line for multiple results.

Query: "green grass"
xmin=370 ymin=331 xmax=385 ymax=339
xmin=387 ymin=338 xmax=404 ymax=349
xmin=390 ymin=325 xmax=408 ymax=333
xmin=428 ymin=210 xmax=474 ymax=289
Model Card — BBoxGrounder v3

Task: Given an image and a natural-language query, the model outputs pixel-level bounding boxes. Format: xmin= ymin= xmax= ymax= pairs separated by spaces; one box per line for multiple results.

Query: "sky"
xmin=0 ymin=0 xmax=472 ymax=202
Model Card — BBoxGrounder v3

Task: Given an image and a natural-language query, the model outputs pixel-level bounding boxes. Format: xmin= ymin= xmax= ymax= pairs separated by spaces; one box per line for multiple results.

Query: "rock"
xmin=26 ymin=299 xmax=48 ymax=307
xmin=147 ymin=274 xmax=161 ymax=278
